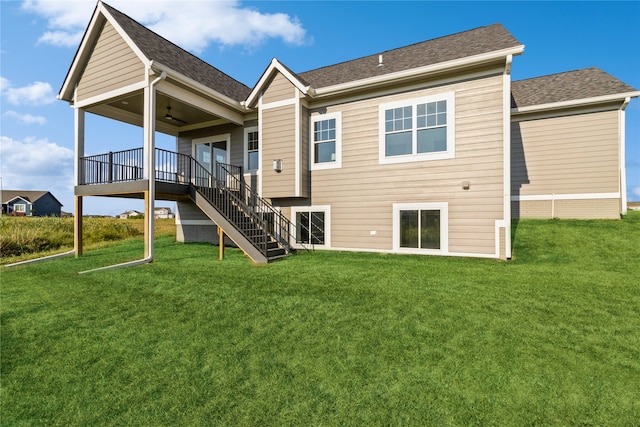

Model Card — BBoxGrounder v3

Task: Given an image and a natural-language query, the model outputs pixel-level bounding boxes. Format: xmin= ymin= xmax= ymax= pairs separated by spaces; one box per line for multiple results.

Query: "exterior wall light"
xmin=273 ymin=159 xmax=283 ymax=173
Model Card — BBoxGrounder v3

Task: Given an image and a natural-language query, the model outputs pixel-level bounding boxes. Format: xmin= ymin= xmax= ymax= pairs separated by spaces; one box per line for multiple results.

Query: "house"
xmin=118 ymin=210 xmax=143 ymax=219
xmin=1 ymin=190 xmax=63 ymax=217
xmin=57 ymin=2 xmax=638 ymax=264
xmin=628 ymin=202 xmax=640 ymax=211
xmin=154 ymin=207 xmax=174 ymax=219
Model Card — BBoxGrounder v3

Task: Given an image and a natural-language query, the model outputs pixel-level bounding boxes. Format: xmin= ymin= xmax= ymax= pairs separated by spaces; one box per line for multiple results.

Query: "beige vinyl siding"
xmin=512 ymin=111 xmax=619 ymax=196
xmin=512 ymin=198 xmax=620 ymax=219
xmin=262 ymin=105 xmax=297 ymax=198
xmin=77 ymin=21 xmax=145 ymax=101
xmin=262 ymin=73 xmax=296 ymax=104
xmin=303 ymin=74 xmax=506 ymax=256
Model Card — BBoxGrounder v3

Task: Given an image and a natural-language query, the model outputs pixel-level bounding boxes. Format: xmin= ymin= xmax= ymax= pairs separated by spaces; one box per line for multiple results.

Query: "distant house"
xmin=154 ymin=207 xmax=174 ymax=219
xmin=1 ymin=190 xmax=63 ymax=217
xmin=118 ymin=210 xmax=143 ymax=219
xmin=628 ymin=202 xmax=640 ymax=211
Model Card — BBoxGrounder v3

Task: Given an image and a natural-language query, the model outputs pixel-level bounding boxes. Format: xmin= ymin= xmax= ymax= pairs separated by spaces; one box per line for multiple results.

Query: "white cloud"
xmin=1 ymin=77 xmax=55 ymax=106
xmin=633 ymin=186 xmax=640 ymax=197
xmin=0 ymin=136 xmax=73 ymax=192
xmin=3 ymin=111 xmax=47 ymax=125
xmin=38 ymin=30 xmax=86 ymax=48
xmin=22 ymin=0 xmax=308 ymax=53
xmin=0 ymin=77 xmax=10 ymax=92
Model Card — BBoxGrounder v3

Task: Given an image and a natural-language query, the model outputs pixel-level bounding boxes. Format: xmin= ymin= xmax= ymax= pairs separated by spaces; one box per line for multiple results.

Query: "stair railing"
xmin=216 ymin=162 xmax=293 ymax=254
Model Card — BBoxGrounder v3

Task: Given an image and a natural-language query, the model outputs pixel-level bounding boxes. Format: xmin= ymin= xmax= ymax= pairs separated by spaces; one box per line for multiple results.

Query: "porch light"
xmin=273 ymin=159 xmax=283 ymax=173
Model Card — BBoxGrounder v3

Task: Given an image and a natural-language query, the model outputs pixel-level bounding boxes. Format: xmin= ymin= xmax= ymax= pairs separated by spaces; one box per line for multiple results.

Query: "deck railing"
xmin=80 ymin=148 xmax=211 ymax=187
xmin=80 ymin=148 xmax=143 ymax=185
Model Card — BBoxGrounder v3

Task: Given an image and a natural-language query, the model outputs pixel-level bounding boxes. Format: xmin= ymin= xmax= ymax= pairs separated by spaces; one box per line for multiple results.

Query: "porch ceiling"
xmin=86 ymin=91 xmax=232 ymax=136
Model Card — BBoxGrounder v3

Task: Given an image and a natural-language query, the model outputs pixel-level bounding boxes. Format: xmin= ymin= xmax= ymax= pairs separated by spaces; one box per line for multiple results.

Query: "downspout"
xmin=503 ymin=54 xmax=513 ymax=259
xmin=79 ymin=70 xmax=166 ymax=274
xmin=619 ymin=97 xmax=630 ymax=215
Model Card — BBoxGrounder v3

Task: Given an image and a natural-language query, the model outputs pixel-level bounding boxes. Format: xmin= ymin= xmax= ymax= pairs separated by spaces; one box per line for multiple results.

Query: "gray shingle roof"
xmin=298 ymin=23 xmax=522 ymax=89
xmin=511 ymin=67 xmax=637 ymax=108
xmin=1 ymin=190 xmax=61 ymax=205
xmin=102 ymin=3 xmax=251 ymax=102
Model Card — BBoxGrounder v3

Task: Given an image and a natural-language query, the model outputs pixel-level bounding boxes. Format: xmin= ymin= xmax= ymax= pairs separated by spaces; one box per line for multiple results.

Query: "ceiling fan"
xmin=164 ymin=105 xmax=186 ymax=124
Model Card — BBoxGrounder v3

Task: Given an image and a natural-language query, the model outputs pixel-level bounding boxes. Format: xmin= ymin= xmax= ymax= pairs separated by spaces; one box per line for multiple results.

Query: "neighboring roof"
xmin=1 ymin=190 xmax=63 ymax=206
xmin=511 ymin=67 xmax=639 ymax=108
xmin=101 ymin=2 xmax=251 ymax=102
xmin=298 ymin=23 xmax=523 ymax=89
xmin=119 ymin=210 xmax=143 ymax=216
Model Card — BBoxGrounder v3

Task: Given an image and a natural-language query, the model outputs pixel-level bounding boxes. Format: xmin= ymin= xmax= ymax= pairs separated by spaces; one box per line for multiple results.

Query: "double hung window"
xmin=311 ymin=112 xmax=341 ymax=170
xmin=244 ymin=127 xmax=259 ymax=171
xmin=379 ymin=92 xmax=454 ymax=164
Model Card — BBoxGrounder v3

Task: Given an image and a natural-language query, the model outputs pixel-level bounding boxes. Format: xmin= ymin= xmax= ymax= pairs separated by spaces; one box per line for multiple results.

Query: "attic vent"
xmin=378 ymin=54 xmax=384 ymax=67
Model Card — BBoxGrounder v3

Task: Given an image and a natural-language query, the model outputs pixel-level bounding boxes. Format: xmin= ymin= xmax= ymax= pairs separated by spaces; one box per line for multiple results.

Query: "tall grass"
xmin=0 ymin=216 xmax=174 ymax=263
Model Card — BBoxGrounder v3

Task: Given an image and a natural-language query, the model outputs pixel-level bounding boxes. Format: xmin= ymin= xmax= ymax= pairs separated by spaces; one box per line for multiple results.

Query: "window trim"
xmin=290 ymin=205 xmax=331 ymax=248
xmin=392 ymin=202 xmax=448 ymax=254
xmin=310 ymin=112 xmax=342 ymax=171
xmin=243 ymin=126 xmax=259 ymax=173
xmin=379 ymin=92 xmax=455 ymax=164
xmin=14 ymin=203 xmax=27 ymax=213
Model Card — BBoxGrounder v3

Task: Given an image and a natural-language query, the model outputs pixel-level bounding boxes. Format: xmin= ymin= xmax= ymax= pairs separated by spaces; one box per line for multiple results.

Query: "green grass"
xmin=1 ymin=213 xmax=639 ymax=425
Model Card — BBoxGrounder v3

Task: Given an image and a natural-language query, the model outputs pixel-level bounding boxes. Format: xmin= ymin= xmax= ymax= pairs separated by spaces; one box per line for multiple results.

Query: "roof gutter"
xmin=312 ymin=45 xmax=525 ymax=98
xmin=511 ymin=91 xmax=640 ymax=115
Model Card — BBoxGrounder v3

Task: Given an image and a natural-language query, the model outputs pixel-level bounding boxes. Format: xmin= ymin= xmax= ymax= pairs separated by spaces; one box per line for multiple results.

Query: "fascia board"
xmin=244 ymin=58 xmax=312 ymax=108
xmin=7 ymin=196 xmax=31 ymax=204
xmin=150 ymin=60 xmax=245 ymax=114
xmin=312 ymin=45 xmax=525 ymax=98
xmin=511 ymin=91 xmax=640 ymax=115
xmin=59 ymin=3 xmax=151 ymax=103
xmin=58 ymin=4 xmax=104 ymax=102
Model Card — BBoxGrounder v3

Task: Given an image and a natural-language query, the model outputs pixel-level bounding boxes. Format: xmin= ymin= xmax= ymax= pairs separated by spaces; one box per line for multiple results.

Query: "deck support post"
xmin=142 ymin=70 xmax=164 ymax=261
xmin=144 ymin=191 xmax=151 ymax=258
xmin=73 ymin=106 xmax=85 ymax=258
xmin=74 ymin=196 xmax=83 ymax=257
xmin=218 ymin=227 xmax=225 ymax=260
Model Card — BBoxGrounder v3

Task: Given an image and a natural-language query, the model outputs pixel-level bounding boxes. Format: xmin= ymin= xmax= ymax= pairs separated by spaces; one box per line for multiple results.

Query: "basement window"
xmin=393 ymin=202 xmax=448 ymax=254
xmin=291 ymin=206 xmax=331 ymax=248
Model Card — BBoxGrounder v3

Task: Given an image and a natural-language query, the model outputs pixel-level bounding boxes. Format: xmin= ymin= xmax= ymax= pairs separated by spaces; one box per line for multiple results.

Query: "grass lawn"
xmin=1 ymin=213 xmax=639 ymax=425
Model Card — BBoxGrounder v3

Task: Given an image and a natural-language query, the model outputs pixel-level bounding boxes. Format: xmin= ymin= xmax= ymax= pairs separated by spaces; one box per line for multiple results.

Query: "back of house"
xmin=58 ymin=1 xmax=638 ymax=263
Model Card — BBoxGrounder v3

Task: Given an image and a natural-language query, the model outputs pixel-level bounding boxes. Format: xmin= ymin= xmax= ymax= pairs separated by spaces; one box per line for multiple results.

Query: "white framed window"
xmin=291 ymin=205 xmax=331 ymax=248
xmin=244 ymin=126 xmax=259 ymax=172
xmin=379 ymin=92 xmax=455 ymax=164
xmin=14 ymin=204 xmax=26 ymax=213
xmin=393 ymin=202 xmax=448 ymax=254
xmin=310 ymin=112 xmax=341 ymax=170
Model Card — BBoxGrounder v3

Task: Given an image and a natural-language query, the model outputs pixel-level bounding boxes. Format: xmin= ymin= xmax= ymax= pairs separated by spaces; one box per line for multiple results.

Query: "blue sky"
xmin=1 ymin=0 xmax=639 ymax=216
